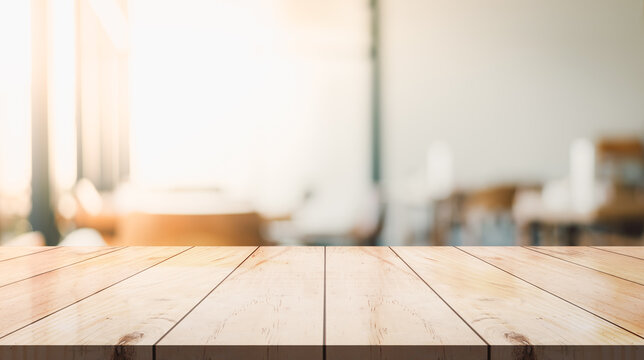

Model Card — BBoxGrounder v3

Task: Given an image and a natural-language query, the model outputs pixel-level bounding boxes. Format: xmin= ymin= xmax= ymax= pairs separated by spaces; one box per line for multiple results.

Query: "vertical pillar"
xmin=370 ymin=0 xmax=382 ymax=184
xmin=29 ymin=0 xmax=60 ymax=245
xmin=75 ymin=0 xmax=83 ymax=181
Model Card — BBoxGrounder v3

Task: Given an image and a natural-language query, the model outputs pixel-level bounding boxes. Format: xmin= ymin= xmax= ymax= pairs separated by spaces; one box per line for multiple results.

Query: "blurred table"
xmin=73 ymin=189 xmax=265 ymax=246
xmin=0 ymin=246 xmax=642 ymax=359
xmin=514 ymin=189 xmax=644 ymax=245
xmin=114 ymin=212 xmax=264 ymax=246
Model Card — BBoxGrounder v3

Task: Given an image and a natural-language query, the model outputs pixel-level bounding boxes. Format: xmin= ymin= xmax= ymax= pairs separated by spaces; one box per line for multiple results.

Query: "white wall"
xmin=381 ymin=0 xmax=644 ymax=243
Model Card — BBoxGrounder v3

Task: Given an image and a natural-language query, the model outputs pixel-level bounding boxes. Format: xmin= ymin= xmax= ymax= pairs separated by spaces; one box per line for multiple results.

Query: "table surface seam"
xmin=0 ymin=246 xmax=194 ymax=342
xmin=0 ymin=247 xmax=58 ymax=263
xmin=589 ymin=246 xmax=644 ymax=261
xmin=524 ymin=246 xmax=644 ymax=286
xmin=0 ymin=247 xmax=125 ymax=291
xmin=322 ymin=246 xmax=326 ymax=358
xmin=389 ymin=246 xmax=491 ymax=349
xmin=152 ymin=245 xmax=260 ymax=347
xmin=456 ymin=247 xmax=644 ymax=341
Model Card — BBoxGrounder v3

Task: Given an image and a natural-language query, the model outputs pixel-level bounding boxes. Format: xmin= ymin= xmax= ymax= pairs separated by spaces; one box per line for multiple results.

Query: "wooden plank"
xmin=0 ymin=246 xmax=188 ymax=338
xmin=0 ymin=246 xmax=256 ymax=360
xmin=0 ymin=246 xmax=120 ymax=287
xmin=529 ymin=246 xmax=644 ymax=284
xmin=462 ymin=246 xmax=644 ymax=339
xmin=593 ymin=246 xmax=644 ymax=260
xmin=157 ymin=246 xmax=324 ymax=360
xmin=325 ymin=247 xmax=486 ymax=360
xmin=394 ymin=246 xmax=644 ymax=359
xmin=0 ymin=247 xmax=54 ymax=262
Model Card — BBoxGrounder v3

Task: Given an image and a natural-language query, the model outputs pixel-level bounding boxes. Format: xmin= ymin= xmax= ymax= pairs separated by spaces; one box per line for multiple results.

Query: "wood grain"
xmin=325 ymin=247 xmax=486 ymax=360
xmin=0 ymin=247 xmax=256 ymax=360
xmin=0 ymin=246 xmax=642 ymax=360
xmin=529 ymin=246 xmax=644 ymax=284
xmin=157 ymin=246 xmax=324 ymax=360
xmin=0 ymin=246 xmax=187 ymax=338
xmin=394 ymin=246 xmax=644 ymax=359
xmin=462 ymin=246 xmax=644 ymax=338
xmin=594 ymin=246 xmax=644 ymax=260
xmin=0 ymin=247 xmax=54 ymax=262
xmin=0 ymin=247 xmax=120 ymax=287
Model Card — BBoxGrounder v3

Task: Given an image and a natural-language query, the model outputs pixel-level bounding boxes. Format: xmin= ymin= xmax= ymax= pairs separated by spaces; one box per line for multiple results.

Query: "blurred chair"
xmin=72 ymin=179 xmax=118 ymax=243
xmin=461 ymin=185 xmax=519 ymax=245
xmin=58 ymin=228 xmax=107 ymax=246
xmin=295 ymin=185 xmax=385 ymax=246
xmin=432 ymin=185 xmax=525 ymax=245
xmin=431 ymin=191 xmax=467 ymax=246
xmin=596 ymin=137 xmax=644 ymax=187
xmin=513 ymin=138 xmax=644 ymax=245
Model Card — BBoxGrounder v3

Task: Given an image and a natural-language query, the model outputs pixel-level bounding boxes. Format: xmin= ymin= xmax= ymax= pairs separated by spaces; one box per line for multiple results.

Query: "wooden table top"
xmin=0 ymin=246 xmax=642 ymax=359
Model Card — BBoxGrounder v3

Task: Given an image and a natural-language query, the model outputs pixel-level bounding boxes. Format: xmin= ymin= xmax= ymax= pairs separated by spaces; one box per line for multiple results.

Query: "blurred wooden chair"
xmin=462 ymin=185 xmax=519 ymax=245
xmin=597 ymin=137 xmax=644 ymax=160
xmin=596 ymin=137 xmax=644 ymax=187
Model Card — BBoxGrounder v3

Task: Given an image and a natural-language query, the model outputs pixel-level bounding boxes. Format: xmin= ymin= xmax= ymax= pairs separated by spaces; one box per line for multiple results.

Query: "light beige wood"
xmin=462 ymin=246 xmax=644 ymax=338
xmin=529 ymin=246 xmax=644 ymax=284
xmin=325 ymin=247 xmax=486 ymax=360
xmin=394 ymin=246 xmax=644 ymax=359
xmin=0 ymin=246 xmax=642 ymax=359
xmin=0 ymin=247 xmax=120 ymax=287
xmin=0 ymin=246 xmax=187 ymax=338
xmin=0 ymin=247 xmax=256 ymax=360
xmin=594 ymin=246 xmax=644 ymax=260
xmin=157 ymin=247 xmax=324 ymax=360
xmin=0 ymin=246 xmax=53 ymax=262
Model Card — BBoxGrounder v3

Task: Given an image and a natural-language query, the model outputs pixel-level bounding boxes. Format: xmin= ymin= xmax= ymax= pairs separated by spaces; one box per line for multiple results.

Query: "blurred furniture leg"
xmin=529 ymin=222 xmax=541 ymax=246
xmin=462 ymin=185 xmax=518 ymax=246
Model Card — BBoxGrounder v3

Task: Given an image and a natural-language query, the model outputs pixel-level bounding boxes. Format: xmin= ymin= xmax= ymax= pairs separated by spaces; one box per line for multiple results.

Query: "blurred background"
xmin=1 ymin=0 xmax=643 ymax=247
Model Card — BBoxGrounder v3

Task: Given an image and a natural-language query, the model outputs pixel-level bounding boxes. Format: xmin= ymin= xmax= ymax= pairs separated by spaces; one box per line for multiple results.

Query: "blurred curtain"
xmin=0 ymin=2 xmax=33 ymax=241
xmin=77 ymin=0 xmax=130 ymax=191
